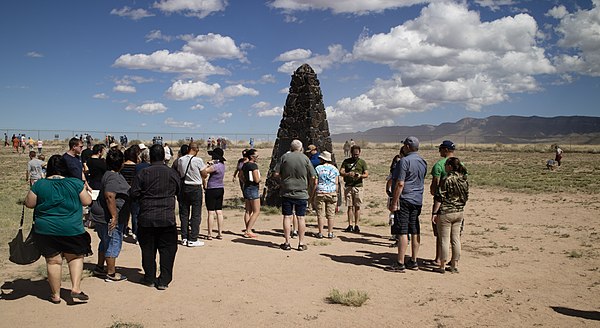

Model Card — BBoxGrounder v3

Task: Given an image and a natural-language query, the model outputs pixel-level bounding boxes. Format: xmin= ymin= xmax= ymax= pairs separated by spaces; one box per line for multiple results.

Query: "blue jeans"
xmin=179 ymin=184 xmax=203 ymax=241
xmin=130 ymin=200 xmax=139 ymax=236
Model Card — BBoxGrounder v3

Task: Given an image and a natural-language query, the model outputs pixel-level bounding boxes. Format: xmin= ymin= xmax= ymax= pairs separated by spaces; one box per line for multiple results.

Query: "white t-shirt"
xmin=177 ymin=154 xmax=205 ymax=185
xmin=164 ymin=146 xmax=172 ymax=160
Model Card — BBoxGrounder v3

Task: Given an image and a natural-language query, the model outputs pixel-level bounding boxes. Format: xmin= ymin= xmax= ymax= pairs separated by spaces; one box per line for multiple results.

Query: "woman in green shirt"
xmin=25 ymin=154 xmax=92 ymax=304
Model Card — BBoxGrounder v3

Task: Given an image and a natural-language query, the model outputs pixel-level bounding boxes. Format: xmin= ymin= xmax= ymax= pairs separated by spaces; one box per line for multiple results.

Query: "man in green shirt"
xmin=429 ymin=140 xmax=455 ymax=266
xmin=340 ymin=145 xmax=369 ymax=233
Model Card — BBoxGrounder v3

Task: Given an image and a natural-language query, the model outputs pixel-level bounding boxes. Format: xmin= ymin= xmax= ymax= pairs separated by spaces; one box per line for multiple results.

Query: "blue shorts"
xmin=95 ymin=222 xmax=125 ymax=258
xmin=281 ymin=197 xmax=308 ymax=216
xmin=243 ymin=185 xmax=260 ymax=200
xmin=395 ymin=199 xmax=422 ymax=235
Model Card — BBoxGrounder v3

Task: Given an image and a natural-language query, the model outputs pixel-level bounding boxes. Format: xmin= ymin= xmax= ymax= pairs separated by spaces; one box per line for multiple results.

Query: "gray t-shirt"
xmin=392 ymin=152 xmax=427 ymax=206
xmin=274 ymin=151 xmax=316 ymax=199
xmin=90 ymin=171 xmax=130 ymax=224
xmin=28 ymin=158 xmax=44 ymax=180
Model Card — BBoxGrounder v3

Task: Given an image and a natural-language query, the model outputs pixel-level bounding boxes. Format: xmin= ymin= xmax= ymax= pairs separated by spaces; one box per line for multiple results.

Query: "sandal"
xmin=206 ymin=236 xmax=213 ymax=240
xmin=71 ymin=291 xmax=89 ymax=301
xmin=280 ymin=243 xmax=292 ymax=251
xmin=49 ymin=296 xmax=61 ymax=304
xmin=243 ymin=232 xmax=257 ymax=238
xmin=215 ymin=234 xmax=223 ymax=240
xmin=297 ymin=244 xmax=308 ymax=251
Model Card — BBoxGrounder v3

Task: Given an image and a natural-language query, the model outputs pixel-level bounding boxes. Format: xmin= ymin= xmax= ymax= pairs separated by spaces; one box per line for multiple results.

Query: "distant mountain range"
xmin=331 ymin=116 xmax=600 ymax=144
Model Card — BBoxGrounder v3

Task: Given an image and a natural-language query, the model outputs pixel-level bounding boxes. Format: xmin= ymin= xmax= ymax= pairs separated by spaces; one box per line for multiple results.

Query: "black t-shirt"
xmin=87 ymin=157 xmax=107 ymax=190
xmin=81 ymin=148 xmax=93 ymax=164
xmin=242 ymin=162 xmax=259 ymax=188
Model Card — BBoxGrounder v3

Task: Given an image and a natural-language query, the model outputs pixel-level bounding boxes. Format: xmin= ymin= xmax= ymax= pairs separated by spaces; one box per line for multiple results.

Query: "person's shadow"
xmin=1 ymin=279 xmax=86 ymax=305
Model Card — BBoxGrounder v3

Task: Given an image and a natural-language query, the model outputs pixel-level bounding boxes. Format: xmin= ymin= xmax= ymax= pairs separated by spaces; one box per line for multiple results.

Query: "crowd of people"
xmin=21 ymin=135 xmax=473 ymax=304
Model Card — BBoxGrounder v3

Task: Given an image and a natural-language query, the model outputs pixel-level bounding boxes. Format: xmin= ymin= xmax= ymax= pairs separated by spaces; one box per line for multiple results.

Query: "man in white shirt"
xmin=177 ymin=142 xmax=206 ymax=247
xmin=164 ymin=143 xmax=173 ymax=164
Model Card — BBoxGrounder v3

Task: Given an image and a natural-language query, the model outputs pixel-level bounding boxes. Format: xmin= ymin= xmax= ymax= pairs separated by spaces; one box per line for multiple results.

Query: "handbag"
xmin=8 ymin=205 xmax=41 ymax=265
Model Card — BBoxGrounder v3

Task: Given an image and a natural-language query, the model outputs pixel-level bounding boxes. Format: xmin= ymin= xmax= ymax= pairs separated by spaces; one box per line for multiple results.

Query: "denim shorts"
xmin=281 ymin=197 xmax=308 ymax=216
xmin=243 ymin=185 xmax=260 ymax=200
xmin=95 ymin=222 xmax=125 ymax=258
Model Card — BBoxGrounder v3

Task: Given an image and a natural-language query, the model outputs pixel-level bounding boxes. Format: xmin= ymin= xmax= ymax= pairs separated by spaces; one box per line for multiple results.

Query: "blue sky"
xmin=1 ymin=0 xmax=598 ymax=136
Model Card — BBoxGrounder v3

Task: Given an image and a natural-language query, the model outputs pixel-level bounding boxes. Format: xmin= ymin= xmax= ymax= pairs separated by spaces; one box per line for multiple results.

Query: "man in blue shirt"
xmin=387 ymin=136 xmax=427 ymax=272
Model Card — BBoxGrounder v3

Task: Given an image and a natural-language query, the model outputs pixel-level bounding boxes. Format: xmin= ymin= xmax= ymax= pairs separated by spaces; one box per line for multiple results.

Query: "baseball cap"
xmin=439 ymin=140 xmax=455 ymax=150
xmin=402 ymin=136 xmax=420 ymax=149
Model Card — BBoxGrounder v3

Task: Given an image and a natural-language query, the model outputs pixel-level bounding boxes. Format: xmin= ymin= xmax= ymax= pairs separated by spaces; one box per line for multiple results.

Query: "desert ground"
xmin=0 ymin=142 xmax=599 ymax=328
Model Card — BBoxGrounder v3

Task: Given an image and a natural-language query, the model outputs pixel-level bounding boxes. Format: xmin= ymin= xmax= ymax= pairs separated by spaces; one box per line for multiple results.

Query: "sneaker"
xmin=297 ymin=244 xmax=308 ymax=251
xmin=315 ymin=233 xmax=324 ymax=239
xmin=156 ymin=284 xmax=168 ymax=290
xmin=180 ymin=238 xmax=188 ymax=246
xmin=280 ymin=243 xmax=292 ymax=251
xmin=445 ymin=267 xmax=459 ymax=274
xmin=384 ymin=262 xmax=406 ymax=273
xmin=187 ymin=240 xmax=205 ymax=247
xmin=291 ymin=231 xmax=298 ymax=238
xmin=405 ymin=259 xmax=419 ymax=270
xmin=432 ymin=267 xmax=446 ymax=274
xmin=327 ymin=232 xmax=334 ymax=239
xmin=105 ymin=273 xmax=128 ymax=282
xmin=353 ymin=225 xmax=361 ymax=233
xmin=344 ymin=225 xmax=353 ymax=232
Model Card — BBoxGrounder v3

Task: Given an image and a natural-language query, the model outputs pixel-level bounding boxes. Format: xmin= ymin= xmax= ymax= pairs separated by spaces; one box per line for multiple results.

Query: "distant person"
xmin=249 ymin=137 xmax=255 ymax=149
xmin=343 ymin=140 xmax=351 ymax=158
xmin=240 ymin=149 xmax=261 ymax=237
xmin=28 ymin=137 xmax=35 ymax=152
xmin=386 ymin=150 xmax=404 ymax=243
xmin=163 ymin=143 xmax=173 ymax=164
xmin=201 ymin=147 xmax=226 ymax=240
xmin=431 ymin=157 xmax=469 ymax=274
xmin=20 ymin=134 xmax=26 ymax=154
xmin=25 ymin=155 xmax=93 ymax=304
xmin=555 ymin=145 xmax=563 ymax=166
xmin=339 ymin=145 xmax=369 ymax=233
xmin=4 ymin=132 xmax=8 ymax=147
xmin=12 ymin=134 xmax=19 ymax=152
xmin=387 ymin=137 xmax=427 ymax=273
xmin=350 ymin=139 xmax=355 ymax=147
xmin=26 ymin=150 xmax=45 ymax=186
xmin=177 ymin=142 xmax=206 ymax=247
xmin=305 ymin=144 xmax=321 ymax=168
xmin=273 ymin=139 xmax=317 ymax=251
xmin=429 ymin=140 xmax=456 ymax=266
xmin=546 ymin=159 xmax=558 ymax=171
xmin=130 ymin=144 xmax=181 ymax=290
xmin=37 ymin=139 xmax=43 ymax=154
xmin=86 ymin=144 xmax=107 ymax=191
xmin=312 ymin=151 xmax=339 ymax=239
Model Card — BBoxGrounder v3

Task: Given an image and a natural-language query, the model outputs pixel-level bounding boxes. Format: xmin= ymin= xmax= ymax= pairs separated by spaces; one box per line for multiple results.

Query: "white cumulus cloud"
xmin=113 ymin=49 xmax=229 ymax=78
xmin=276 ymin=44 xmax=349 ymax=74
xmin=165 ymin=80 xmax=221 ymax=100
xmin=26 ymin=51 xmax=44 ymax=58
xmin=125 ymin=102 xmax=167 ymax=114
xmin=113 ymin=85 xmax=137 ymax=93
xmin=257 ymin=106 xmax=283 ymax=117
xmin=145 ymin=30 xmax=173 ymax=42
xmin=93 ymin=93 xmax=108 ymax=99
xmin=153 ymin=0 xmax=227 ymax=19
xmin=190 ymin=104 xmax=205 ymax=110
xmin=275 ymin=48 xmax=312 ymax=61
xmin=221 ymin=84 xmax=259 ymax=97
xmin=550 ymin=1 xmax=600 ymax=76
xmin=182 ymin=33 xmax=247 ymax=61
xmin=327 ymin=1 xmax=557 ymax=132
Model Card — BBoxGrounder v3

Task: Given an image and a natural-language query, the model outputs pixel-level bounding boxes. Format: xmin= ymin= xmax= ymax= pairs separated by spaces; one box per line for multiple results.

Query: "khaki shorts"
xmin=344 ymin=186 xmax=363 ymax=207
xmin=316 ymin=192 xmax=337 ymax=220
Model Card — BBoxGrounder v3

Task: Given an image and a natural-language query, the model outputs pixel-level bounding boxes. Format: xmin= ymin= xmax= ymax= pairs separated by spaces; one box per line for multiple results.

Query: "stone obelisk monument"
xmin=264 ymin=64 xmax=334 ymax=206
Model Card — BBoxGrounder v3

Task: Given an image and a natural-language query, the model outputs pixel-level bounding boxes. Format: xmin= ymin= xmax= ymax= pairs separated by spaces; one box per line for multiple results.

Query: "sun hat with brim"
xmin=318 ymin=151 xmax=332 ymax=162
xmin=208 ymin=147 xmax=226 ymax=161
